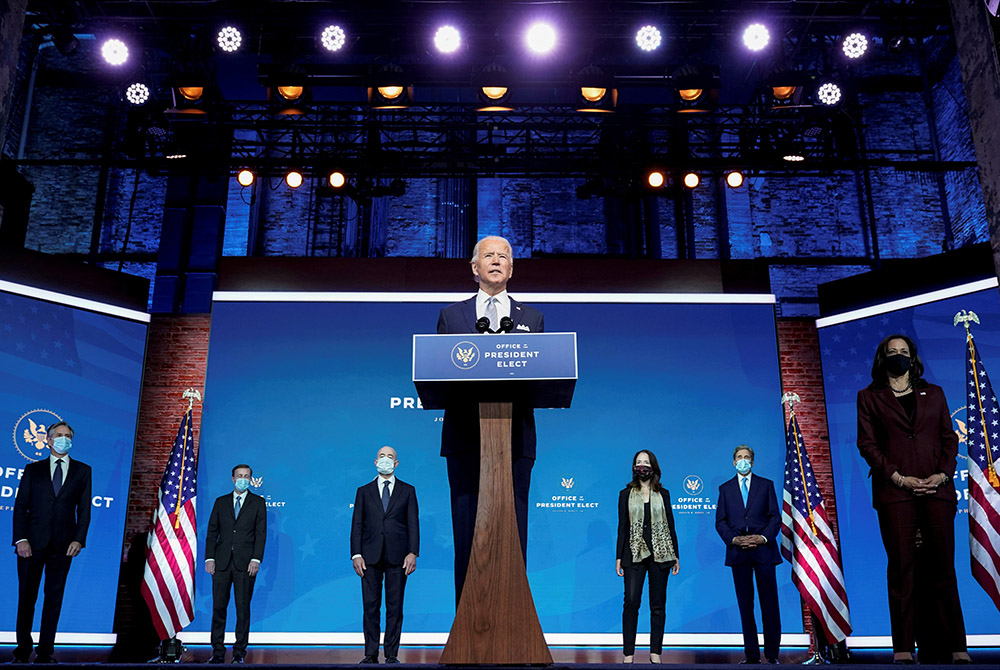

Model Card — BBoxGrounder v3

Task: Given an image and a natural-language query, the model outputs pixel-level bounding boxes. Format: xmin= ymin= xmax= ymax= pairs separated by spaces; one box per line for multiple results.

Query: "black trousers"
xmin=211 ymin=561 xmax=256 ymax=657
xmin=731 ymin=562 xmax=781 ymax=662
xmin=446 ymin=449 xmax=533 ymax=606
xmin=15 ymin=547 xmax=73 ymax=658
xmin=361 ymin=559 xmax=407 ymax=658
xmin=876 ymin=497 xmax=966 ymax=654
xmin=622 ymin=558 xmax=671 ymax=655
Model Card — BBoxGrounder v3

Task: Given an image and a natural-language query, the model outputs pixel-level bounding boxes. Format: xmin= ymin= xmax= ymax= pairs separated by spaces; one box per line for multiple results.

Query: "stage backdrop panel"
xmin=193 ymin=293 xmax=802 ymax=640
xmin=818 ymin=278 xmax=1000 ymax=642
xmin=0 ymin=280 xmax=149 ymax=641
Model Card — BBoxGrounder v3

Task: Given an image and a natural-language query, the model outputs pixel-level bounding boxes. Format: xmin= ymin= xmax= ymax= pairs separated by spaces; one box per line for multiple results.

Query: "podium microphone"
xmin=475 ymin=317 xmax=491 ymax=333
xmin=499 ymin=316 xmax=514 ymax=333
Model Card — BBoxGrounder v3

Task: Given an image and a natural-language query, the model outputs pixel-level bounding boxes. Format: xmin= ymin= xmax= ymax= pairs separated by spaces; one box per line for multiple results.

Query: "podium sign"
xmin=412 ymin=332 xmax=577 ymax=409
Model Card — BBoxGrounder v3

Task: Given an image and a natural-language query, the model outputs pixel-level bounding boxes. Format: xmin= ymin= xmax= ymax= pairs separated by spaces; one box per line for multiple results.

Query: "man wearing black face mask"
xmin=857 ymin=334 xmax=968 ymax=664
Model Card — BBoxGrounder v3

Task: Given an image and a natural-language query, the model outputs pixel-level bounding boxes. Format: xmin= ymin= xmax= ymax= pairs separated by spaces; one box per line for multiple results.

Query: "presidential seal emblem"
xmin=683 ymin=474 xmax=704 ymax=496
xmin=13 ymin=409 xmax=62 ymax=462
xmin=451 ymin=341 xmax=480 ymax=370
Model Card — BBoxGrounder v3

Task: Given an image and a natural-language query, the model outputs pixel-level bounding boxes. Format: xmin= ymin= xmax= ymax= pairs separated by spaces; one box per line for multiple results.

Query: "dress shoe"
xmin=359 ymin=657 xmax=378 ymax=664
xmin=231 ymin=657 xmax=244 ymax=664
xmin=208 ymin=656 xmax=225 ymax=664
xmin=384 ymin=658 xmax=399 ymax=664
xmin=766 ymin=659 xmax=780 ymax=664
xmin=31 ymin=657 xmax=56 ymax=665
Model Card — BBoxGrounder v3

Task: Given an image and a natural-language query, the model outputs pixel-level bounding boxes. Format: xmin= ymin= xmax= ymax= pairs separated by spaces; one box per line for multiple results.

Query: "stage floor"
xmin=5 ymin=646 xmax=1000 ymax=666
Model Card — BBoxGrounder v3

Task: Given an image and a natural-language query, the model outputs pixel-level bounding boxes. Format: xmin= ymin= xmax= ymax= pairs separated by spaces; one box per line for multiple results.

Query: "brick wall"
xmin=113 ymin=314 xmax=211 ymax=634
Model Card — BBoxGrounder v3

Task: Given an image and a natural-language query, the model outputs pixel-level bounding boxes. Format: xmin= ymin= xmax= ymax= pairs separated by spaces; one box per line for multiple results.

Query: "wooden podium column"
xmin=438 ymin=402 xmax=553 ymax=665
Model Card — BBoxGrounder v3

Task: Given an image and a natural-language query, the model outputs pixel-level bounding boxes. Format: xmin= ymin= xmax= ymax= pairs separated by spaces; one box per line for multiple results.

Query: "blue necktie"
xmin=741 ymin=477 xmax=749 ymax=506
xmin=53 ymin=459 xmax=64 ymax=496
xmin=485 ymin=297 xmax=498 ymax=332
xmin=382 ymin=480 xmax=391 ymax=512
xmin=235 ymin=495 xmax=242 ymax=518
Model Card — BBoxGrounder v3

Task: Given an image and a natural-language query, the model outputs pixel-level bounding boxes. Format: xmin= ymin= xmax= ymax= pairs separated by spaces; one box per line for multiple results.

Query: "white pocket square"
xmin=516 ymin=324 xmax=531 ymax=332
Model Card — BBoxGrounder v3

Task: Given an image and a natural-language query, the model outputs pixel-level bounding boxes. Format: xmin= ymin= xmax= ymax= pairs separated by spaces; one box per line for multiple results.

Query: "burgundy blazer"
xmin=856 ymin=382 xmax=958 ymax=509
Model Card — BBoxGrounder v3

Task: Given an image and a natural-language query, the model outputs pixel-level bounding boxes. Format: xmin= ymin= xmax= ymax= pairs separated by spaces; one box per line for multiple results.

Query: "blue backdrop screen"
xmin=195 ymin=296 xmax=802 ymax=636
xmin=818 ymin=284 xmax=1000 ymax=637
xmin=0 ymin=286 xmax=147 ymax=637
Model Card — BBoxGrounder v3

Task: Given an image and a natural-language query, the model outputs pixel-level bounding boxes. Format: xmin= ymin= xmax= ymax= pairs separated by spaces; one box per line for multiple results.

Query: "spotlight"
xmin=475 ymin=63 xmax=513 ymax=111
xmin=237 ymin=169 xmax=255 ymax=187
xmin=647 ymin=171 xmax=665 ymax=188
xmin=766 ymin=70 xmax=808 ymax=107
xmin=101 ymin=38 xmax=129 ymax=66
xmin=434 ymin=25 xmax=461 ymax=54
xmin=783 ymin=154 xmax=805 ymax=162
xmin=842 ymin=32 xmax=868 ymax=59
xmin=817 ymin=82 xmax=842 ymax=106
xmin=277 ymin=85 xmax=304 ymax=101
xmin=635 ymin=25 xmax=662 ymax=52
xmin=673 ymin=65 xmax=720 ymax=112
xmin=368 ymin=64 xmax=412 ymax=109
xmin=125 ymin=82 xmax=150 ymax=106
xmin=726 ymin=171 xmax=745 ymax=188
xmin=321 ymin=25 xmax=346 ymax=52
xmin=169 ymin=74 xmax=210 ymax=114
xmin=52 ymin=26 xmax=80 ymax=56
xmin=683 ymin=172 xmax=700 ymax=188
xmin=576 ymin=66 xmax=616 ymax=112
xmin=178 ymin=86 xmax=203 ymax=101
xmin=217 ymin=26 xmax=242 ymax=53
xmin=266 ymin=71 xmax=311 ymax=114
xmin=525 ymin=22 xmax=556 ymax=54
xmin=285 ymin=171 xmax=303 ymax=188
xmin=328 ymin=171 xmax=346 ymax=188
xmin=742 ymin=23 xmax=770 ymax=51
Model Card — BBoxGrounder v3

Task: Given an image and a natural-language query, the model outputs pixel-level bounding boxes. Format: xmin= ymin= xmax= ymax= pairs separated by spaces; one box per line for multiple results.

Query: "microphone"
xmin=475 ymin=317 xmax=491 ymax=333
xmin=499 ymin=316 xmax=514 ymax=333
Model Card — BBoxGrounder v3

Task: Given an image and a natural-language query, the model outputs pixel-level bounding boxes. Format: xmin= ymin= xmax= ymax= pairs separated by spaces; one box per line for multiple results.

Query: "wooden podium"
xmin=413 ymin=333 xmax=577 ymax=665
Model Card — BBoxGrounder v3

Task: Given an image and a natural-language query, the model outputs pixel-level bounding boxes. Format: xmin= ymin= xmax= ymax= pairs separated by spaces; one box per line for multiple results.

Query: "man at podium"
xmin=436 ymin=235 xmax=544 ymax=604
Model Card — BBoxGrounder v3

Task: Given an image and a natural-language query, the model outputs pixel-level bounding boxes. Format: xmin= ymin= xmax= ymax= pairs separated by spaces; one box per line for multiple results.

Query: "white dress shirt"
xmin=475 ymin=289 xmax=511 ymax=326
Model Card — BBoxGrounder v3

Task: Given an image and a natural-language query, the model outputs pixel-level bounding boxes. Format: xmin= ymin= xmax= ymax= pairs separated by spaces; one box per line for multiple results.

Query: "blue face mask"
xmin=735 ymin=458 xmax=752 ymax=475
xmin=234 ymin=477 xmax=250 ymax=492
xmin=52 ymin=436 xmax=72 ymax=454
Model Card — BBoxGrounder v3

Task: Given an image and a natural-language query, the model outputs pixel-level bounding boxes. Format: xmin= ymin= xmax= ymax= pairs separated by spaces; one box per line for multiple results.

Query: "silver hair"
xmin=733 ymin=445 xmax=754 ymax=461
xmin=470 ymin=236 xmax=514 ymax=265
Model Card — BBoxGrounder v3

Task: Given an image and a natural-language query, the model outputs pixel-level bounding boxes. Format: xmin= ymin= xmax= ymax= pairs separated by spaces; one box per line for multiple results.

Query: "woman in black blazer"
xmin=856 ymin=334 xmax=969 ymax=664
xmin=616 ymin=449 xmax=680 ymax=664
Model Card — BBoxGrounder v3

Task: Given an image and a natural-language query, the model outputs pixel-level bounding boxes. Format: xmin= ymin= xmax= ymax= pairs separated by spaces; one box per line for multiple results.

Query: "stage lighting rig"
xmin=217 ymin=26 xmax=243 ymax=53
xmin=101 ymin=38 xmax=129 ymax=66
xmin=817 ymin=81 xmax=842 ymax=106
xmin=742 ymin=23 xmax=770 ymax=51
xmin=726 ymin=171 xmax=745 ymax=188
xmin=266 ymin=68 xmax=311 ymax=114
xmin=434 ymin=25 xmax=462 ymax=54
xmin=286 ymin=171 xmax=304 ymax=188
xmin=124 ymin=82 xmax=150 ymax=106
xmin=841 ymin=32 xmax=869 ymax=59
xmin=635 ymin=25 xmax=662 ymax=52
xmin=329 ymin=171 xmax=347 ymax=189
xmin=683 ymin=172 xmax=700 ymax=188
xmin=766 ymin=70 xmax=809 ymax=107
xmin=321 ymin=25 xmax=347 ymax=52
xmin=237 ymin=169 xmax=255 ymax=187
xmin=672 ymin=65 xmax=720 ymax=112
xmin=168 ymin=73 xmax=212 ymax=114
xmin=525 ymin=22 xmax=557 ymax=55
xmin=475 ymin=63 xmax=513 ymax=111
xmin=646 ymin=171 xmax=666 ymax=189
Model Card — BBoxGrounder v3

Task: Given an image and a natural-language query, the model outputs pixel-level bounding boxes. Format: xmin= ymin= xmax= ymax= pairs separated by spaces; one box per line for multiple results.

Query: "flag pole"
xmin=782 ymin=392 xmax=818 ymax=536
xmin=955 ymin=310 xmax=1000 ymax=487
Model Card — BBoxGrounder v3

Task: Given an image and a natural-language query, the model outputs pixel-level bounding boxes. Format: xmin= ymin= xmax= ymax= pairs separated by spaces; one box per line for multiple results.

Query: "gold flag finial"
xmin=182 ymin=388 xmax=202 ymax=411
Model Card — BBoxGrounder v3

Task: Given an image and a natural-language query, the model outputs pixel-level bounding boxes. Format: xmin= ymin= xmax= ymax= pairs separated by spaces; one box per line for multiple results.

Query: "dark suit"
xmin=351 ymin=477 xmax=419 ymax=658
xmin=437 ymin=295 xmax=544 ymax=603
xmin=205 ymin=491 xmax=266 ymax=658
xmin=12 ymin=456 xmax=92 ymax=659
xmin=857 ymin=383 xmax=966 ymax=654
xmin=716 ymin=473 xmax=782 ymax=662
xmin=616 ymin=487 xmax=679 ymax=656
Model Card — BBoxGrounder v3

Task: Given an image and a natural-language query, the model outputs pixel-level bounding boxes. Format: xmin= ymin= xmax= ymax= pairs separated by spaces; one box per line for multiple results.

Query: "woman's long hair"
xmin=627 ymin=449 xmax=662 ymax=492
xmin=868 ymin=333 xmax=927 ymax=390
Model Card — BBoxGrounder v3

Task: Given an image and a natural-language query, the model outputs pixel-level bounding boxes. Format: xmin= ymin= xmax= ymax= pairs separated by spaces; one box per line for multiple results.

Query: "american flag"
xmin=140 ymin=407 xmax=198 ymax=640
xmin=962 ymin=332 xmax=1000 ymax=612
xmin=780 ymin=411 xmax=852 ymax=643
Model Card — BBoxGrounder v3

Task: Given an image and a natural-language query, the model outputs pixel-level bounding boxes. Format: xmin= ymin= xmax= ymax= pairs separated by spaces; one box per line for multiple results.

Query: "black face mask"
xmin=885 ymin=353 xmax=911 ymax=377
xmin=634 ymin=465 xmax=653 ymax=481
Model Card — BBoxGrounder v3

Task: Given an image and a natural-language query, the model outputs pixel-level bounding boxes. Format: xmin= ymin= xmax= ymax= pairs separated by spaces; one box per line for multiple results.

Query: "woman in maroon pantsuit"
xmin=856 ymin=334 xmax=970 ymax=664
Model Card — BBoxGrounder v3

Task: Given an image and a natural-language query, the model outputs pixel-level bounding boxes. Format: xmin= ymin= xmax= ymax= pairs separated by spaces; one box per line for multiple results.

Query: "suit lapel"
xmin=746 ymin=475 xmax=762 ymax=510
xmin=385 ymin=481 xmax=405 ymax=516
xmin=876 ymin=387 xmax=909 ymax=423
xmin=51 ymin=459 xmax=75 ymax=498
xmin=370 ymin=479 xmax=385 ymax=513
xmin=509 ymin=298 xmax=524 ymax=330
xmin=459 ymin=297 xmax=478 ymax=333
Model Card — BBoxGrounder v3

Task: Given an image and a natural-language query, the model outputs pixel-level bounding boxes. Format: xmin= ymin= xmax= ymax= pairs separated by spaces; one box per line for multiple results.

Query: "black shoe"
xmin=208 ymin=656 xmax=225 ymax=664
xmin=385 ymin=658 xmax=399 ymax=664
xmin=31 ymin=657 xmax=56 ymax=665
xmin=359 ymin=657 xmax=379 ymax=664
xmin=231 ymin=657 xmax=244 ymax=665
xmin=765 ymin=659 xmax=779 ymax=665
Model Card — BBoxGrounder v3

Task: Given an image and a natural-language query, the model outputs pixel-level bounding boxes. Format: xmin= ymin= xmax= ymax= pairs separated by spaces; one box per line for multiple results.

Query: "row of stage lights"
xmin=103 ymin=18 xmax=873 ymax=109
xmin=232 ymin=168 xmax=746 ymax=192
xmin=100 ymin=21 xmax=873 ymax=63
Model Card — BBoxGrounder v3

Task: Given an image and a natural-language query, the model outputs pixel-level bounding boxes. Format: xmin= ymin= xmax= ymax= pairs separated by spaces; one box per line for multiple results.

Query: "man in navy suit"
xmin=715 ymin=445 xmax=782 ymax=664
xmin=436 ymin=235 xmax=544 ymax=605
xmin=205 ymin=464 xmax=267 ymax=663
xmin=12 ymin=420 xmax=92 ymax=664
xmin=351 ymin=446 xmax=419 ymax=664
